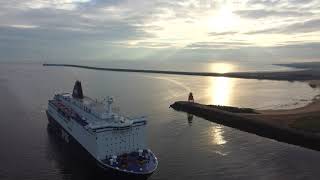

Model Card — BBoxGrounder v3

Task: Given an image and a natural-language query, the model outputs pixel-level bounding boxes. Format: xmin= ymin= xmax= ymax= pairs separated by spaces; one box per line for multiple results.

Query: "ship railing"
xmin=102 ymin=149 xmax=156 ymax=172
xmin=72 ymin=114 xmax=88 ymax=126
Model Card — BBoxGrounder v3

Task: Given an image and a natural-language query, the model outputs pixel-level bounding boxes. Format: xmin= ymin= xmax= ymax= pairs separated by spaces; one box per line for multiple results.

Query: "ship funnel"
xmin=72 ymin=81 xmax=84 ymax=99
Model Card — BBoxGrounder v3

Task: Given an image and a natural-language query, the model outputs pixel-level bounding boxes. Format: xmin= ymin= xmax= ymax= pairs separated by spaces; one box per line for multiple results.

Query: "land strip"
xmin=43 ymin=63 xmax=320 ymax=81
xmin=170 ymin=100 xmax=320 ymax=151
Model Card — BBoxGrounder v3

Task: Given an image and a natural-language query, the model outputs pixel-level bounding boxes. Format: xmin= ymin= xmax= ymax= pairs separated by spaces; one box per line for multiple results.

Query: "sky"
xmin=0 ymin=0 xmax=320 ymax=63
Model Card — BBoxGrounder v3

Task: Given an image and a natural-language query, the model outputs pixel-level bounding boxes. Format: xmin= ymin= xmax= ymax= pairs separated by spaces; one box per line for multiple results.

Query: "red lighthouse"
xmin=188 ymin=92 xmax=194 ymax=103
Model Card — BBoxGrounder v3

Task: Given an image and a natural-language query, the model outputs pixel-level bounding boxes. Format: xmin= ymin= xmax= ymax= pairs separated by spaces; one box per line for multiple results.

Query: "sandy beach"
xmin=239 ymin=80 xmax=320 ymax=132
xmin=244 ymin=97 xmax=320 ymax=131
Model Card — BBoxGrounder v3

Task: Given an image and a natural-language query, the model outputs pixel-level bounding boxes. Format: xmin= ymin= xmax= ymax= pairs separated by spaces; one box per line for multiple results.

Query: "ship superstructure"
xmin=46 ymin=81 xmax=158 ymax=176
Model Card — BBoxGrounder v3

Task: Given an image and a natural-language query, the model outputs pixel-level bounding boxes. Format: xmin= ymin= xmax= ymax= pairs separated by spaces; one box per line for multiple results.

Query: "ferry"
xmin=46 ymin=81 xmax=158 ymax=178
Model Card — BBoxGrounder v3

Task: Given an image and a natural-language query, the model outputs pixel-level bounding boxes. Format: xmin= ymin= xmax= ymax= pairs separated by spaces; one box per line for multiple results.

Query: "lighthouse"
xmin=188 ymin=92 xmax=194 ymax=103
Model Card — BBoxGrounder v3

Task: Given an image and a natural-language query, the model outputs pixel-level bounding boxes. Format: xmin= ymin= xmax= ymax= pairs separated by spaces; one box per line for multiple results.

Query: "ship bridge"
xmin=57 ymin=93 xmax=145 ymax=127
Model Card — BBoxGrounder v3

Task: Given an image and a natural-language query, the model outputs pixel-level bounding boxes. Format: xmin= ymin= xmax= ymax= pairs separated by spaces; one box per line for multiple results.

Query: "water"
xmin=1 ymin=62 xmax=320 ymax=180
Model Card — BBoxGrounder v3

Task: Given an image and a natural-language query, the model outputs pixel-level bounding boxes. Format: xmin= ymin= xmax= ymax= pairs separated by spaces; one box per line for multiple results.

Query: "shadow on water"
xmin=46 ymin=125 xmax=107 ymax=180
xmin=45 ymin=125 xmax=149 ymax=180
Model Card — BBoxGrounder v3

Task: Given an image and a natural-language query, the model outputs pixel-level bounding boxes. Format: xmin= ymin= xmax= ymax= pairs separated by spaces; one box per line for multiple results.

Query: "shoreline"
xmin=170 ymin=97 xmax=320 ymax=151
xmin=43 ymin=63 xmax=320 ymax=81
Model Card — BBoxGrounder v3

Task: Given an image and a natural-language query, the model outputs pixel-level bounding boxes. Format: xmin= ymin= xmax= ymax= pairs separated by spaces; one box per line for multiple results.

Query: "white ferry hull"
xmin=46 ymin=111 xmax=154 ymax=179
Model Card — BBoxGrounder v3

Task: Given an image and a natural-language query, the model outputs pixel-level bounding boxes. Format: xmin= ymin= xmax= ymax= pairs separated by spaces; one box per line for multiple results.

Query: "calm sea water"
xmin=1 ymin=62 xmax=320 ymax=180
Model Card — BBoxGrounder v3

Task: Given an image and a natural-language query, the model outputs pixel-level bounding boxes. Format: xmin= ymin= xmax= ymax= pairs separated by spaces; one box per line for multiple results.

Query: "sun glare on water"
xmin=210 ymin=125 xmax=227 ymax=145
xmin=208 ymin=63 xmax=235 ymax=106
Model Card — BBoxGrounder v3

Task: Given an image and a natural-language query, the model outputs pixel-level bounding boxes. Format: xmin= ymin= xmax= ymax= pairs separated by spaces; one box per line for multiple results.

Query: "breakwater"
xmin=170 ymin=101 xmax=320 ymax=151
xmin=43 ymin=63 xmax=320 ymax=81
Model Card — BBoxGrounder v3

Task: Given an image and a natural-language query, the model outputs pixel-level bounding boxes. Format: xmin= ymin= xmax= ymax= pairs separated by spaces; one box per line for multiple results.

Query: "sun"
xmin=207 ymin=6 xmax=240 ymax=32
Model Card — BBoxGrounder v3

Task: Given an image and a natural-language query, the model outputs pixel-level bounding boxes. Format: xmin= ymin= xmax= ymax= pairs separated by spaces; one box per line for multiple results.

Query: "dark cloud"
xmin=248 ymin=0 xmax=315 ymax=7
xmin=283 ymin=18 xmax=320 ymax=33
xmin=248 ymin=0 xmax=282 ymax=6
xmin=0 ymin=21 xmax=154 ymax=42
xmin=245 ymin=27 xmax=279 ymax=35
xmin=236 ymin=9 xmax=313 ymax=19
xmin=246 ymin=18 xmax=320 ymax=34
xmin=186 ymin=41 xmax=253 ymax=49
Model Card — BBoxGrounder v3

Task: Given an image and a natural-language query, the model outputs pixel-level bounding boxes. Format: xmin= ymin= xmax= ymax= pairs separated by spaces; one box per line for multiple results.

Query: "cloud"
xmin=0 ymin=1 xmax=157 ymax=41
xmin=245 ymin=27 xmax=279 ymax=35
xmin=247 ymin=0 xmax=316 ymax=8
xmin=283 ymin=18 xmax=320 ymax=33
xmin=169 ymin=42 xmax=320 ymax=63
xmin=236 ymin=9 xmax=313 ymax=19
xmin=246 ymin=18 xmax=320 ymax=34
xmin=186 ymin=41 xmax=253 ymax=49
xmin=208 ymin=31 xmax=238 ymax=36
xmin=0 ymin=0 xmax=320 ymax=62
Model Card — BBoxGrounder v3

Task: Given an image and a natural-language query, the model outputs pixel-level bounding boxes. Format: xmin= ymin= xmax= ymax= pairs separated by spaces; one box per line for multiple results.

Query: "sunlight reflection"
xmin=210 ymin=125 xmax=226 ymax=145
xmin=208 ymin=63 xmax=234 ymax=106
xmin=210 ymin=63 xmax=235 ymax=73
xmin=211 ymin=77 xmax=233 ymax=105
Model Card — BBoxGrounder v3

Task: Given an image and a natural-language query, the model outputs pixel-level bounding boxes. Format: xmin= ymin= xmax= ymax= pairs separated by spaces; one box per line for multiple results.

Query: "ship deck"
xmin=61 ymin=93 xmax=107 ymax=114
xmin=101 ymin=150 xmax=158 ymax=174
xmin=51 ymin=94 xmax=147 ymax=130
